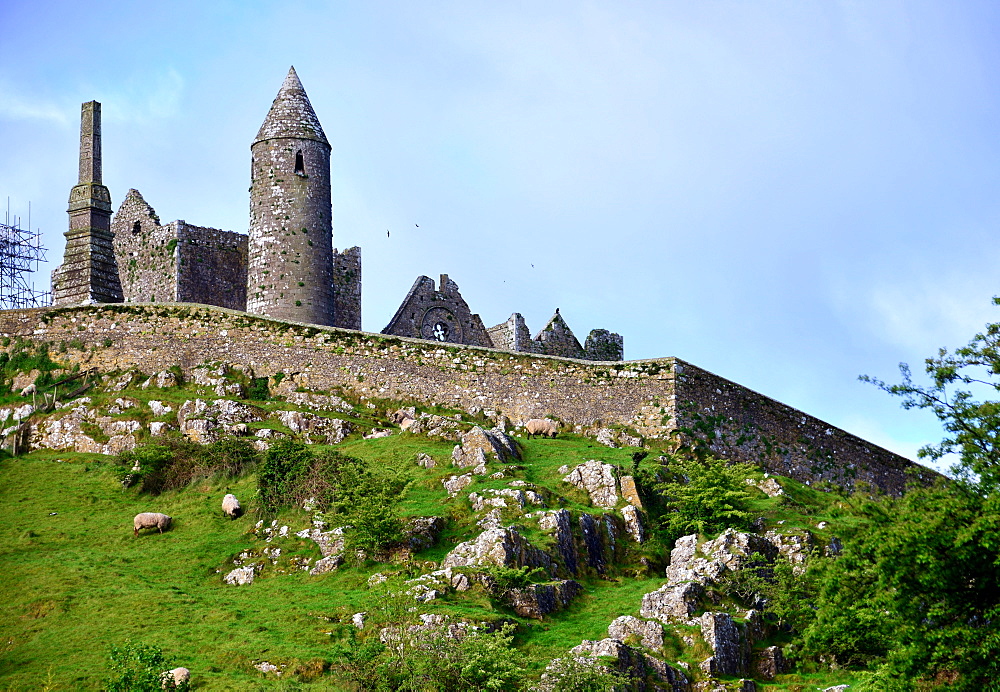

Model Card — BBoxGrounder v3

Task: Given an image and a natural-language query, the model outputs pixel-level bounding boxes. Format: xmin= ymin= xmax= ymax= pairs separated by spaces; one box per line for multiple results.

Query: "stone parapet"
xmin=0 ymin=304 xmax=929 ymax=494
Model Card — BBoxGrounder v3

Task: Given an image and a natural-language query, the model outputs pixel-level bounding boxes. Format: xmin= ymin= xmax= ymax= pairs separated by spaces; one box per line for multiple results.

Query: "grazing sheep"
xmin=221 ymin=493 xmax=241 ymax=519
xmin=161 ymin=667 xmax=190 ymax=689
xmin=19 ymin=384 xmax=36 ymax=396
xmin=525 ymin=418 xmax=559 ymax=438
xmin=133 ymin=512 xmax=172 ymax=537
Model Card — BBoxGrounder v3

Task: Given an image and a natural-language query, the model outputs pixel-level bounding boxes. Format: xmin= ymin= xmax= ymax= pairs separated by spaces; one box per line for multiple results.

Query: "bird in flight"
xmin=387 ymin=229 xmax=390 ymax=238
xmin=415 ymin=224 xmax=420 ymax=227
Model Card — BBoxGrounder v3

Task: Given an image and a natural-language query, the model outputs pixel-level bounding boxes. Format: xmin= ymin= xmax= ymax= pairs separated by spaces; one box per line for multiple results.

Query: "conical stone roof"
xmin=253 ymin=66 xmax=330 ymax=147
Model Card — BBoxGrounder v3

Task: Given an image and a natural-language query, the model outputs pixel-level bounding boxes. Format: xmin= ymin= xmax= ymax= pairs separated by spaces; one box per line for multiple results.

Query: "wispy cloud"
xmin=102 ymin=68 xmax=185 ymax=124
xmin=0 ymin=82 xmax=72 ymax=127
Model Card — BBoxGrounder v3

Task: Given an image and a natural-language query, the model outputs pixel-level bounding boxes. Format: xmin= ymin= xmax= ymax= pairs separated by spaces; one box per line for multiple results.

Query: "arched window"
xmin=294 ymin=150 xmax=305 ymax=176
xmin=132 ymin=221 xmax=141 ymax=235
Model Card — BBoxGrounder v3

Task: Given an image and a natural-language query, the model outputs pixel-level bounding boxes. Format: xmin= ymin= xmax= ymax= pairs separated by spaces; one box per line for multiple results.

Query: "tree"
xmin=861 ymin=296 xmax=1000 ymax=491
xmin=653 ymin=455 xmax=757 ymax=539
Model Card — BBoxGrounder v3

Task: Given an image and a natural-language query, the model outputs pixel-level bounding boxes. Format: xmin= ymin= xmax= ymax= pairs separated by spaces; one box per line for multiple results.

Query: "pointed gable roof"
xmin=254 ymin=66 xmax=330 ymax=147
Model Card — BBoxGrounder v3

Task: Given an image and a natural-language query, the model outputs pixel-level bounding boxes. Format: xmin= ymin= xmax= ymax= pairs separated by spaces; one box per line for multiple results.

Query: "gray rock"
xmin=764 ymin=530 xmax=815 ymax=574
xmin=640 ymin=580 xmax=704 ymax=622
xmin=441 ymin=527 xmax=552 ymax=571
xmin=407 ymin=516 xmax=444 ymax=552
xmin=538 ymin=509 xmax=578 ymax=575
xmin=507 ymin=580 xmax=582 ymax=619
xmin=700 ymin=611 xmax=747 ymax=676
xmin=607 ymin=615 xmax=664 ymax=650
xmin=442 ymin=473 xmax=473 ymax=497
xmin=621 ymin=504 xmax=645 ymax=543
xmin=453 ymin=426 xmax=520 ymax=467
xmin=452 ymin=444 xmax=488 ymax=470
xmin=563 ymin=460 xmax=619 ymax=508
xmin=595 ymin=428 xmax=619 ymax=448
xmin=177 ymin=398 xmax=266 ymax=443
xmin=568 ymin=638 xmax=645 ymax=679
xmin=641 ymin=654 xmax=691 ymax=692
xmin=476 ymin=508 xmax=504 ymax=530
xmin=579 ymin=513 xmax=606 ymax=574
xmin=276 ymin=410 xmax=351 ymax=444
xmin=416 ymin=453 xmax=436 ymax=468
xmin=285 ymin=391 xmax=353 ymax=413
xmin=224 ymin=565 xmax=259 ymax=585
xmin=755 ymin=645 xmax=785 ymax=681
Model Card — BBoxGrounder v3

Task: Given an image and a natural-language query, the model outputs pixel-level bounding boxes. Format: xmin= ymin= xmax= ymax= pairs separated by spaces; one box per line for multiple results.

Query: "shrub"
xmin=258 ymin=441 xmax=407 ymax=556
xmin=535 ymin=655 xmax=629 ymax=692
xmin=115 ymin=436 xmax=258 ymax=494
xmin=653 ymin=455 xmax=757 ymax=539
xmin=104 ymin=640 xmax=188 ymax=691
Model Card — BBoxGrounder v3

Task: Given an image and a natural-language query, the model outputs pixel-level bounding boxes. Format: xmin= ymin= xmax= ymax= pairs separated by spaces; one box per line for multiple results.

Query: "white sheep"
xmin=221 ymin=493 xmax=241 ymax=519
xmin=19 ymin=384 xmax=36 ymax=397
xmin=133 ymin=512 xmax=172 ymax=537
xmin=161 ymin=667 xmax=190 ymax=689
xmin=525 ymin=418 xmax=559 ymax=438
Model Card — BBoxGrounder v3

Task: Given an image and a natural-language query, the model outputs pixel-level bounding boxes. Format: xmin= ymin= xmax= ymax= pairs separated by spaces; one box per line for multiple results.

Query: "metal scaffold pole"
xmin=0 ymin=200 xmax=51 ymax=309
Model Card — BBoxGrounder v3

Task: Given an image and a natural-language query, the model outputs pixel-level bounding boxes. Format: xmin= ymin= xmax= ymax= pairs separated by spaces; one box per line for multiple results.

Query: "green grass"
xmin=0 ymin=374 xmax=866 ymax=690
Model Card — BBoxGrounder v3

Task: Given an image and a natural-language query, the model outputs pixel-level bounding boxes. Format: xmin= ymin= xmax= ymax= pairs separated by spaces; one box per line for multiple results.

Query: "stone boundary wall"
xmin=0 ymin=304 xmax=926 ymax=493
xmin=670 ymin=360 xmax=932 ymax=495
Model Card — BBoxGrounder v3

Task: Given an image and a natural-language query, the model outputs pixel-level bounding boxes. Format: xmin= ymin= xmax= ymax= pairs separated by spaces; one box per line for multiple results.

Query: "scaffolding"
xmin=0 ymin=201 xmax=51 ymax=309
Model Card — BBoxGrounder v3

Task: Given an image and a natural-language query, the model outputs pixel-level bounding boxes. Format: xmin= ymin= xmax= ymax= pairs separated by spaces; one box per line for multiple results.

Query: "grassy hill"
xmin=0 ymin=352 xmax=868 ymax=690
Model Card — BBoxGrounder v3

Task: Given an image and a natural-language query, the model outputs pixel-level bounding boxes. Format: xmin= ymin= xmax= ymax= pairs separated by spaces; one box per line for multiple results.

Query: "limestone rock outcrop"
xmin=441 ymin=527 xmax=552 ymax=571
xmin=507 ymin=580 xmax=582 ymax=619
xmin=607 ymin=615 xmax=664 ymax=651
xmin=699 ymin=611 xmax=747 ymax=676
xmin=177 ymin=398 xmax=266 ymax=443
xmin=276 ymin=409 xmax=351 ymax=444
xmin=563 ymin=460 xmax=619 ymax=509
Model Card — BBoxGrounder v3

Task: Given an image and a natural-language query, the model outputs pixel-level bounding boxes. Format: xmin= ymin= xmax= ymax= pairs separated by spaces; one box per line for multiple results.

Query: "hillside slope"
xmin=0 ymin=340 xmax=867 ymax=691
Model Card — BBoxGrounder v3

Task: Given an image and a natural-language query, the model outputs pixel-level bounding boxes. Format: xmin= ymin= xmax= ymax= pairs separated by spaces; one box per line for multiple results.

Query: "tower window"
xmin=132 ymin=221 xmax=141 ymax=235
xmin=295 ymin=150 xmax=305 ymax=176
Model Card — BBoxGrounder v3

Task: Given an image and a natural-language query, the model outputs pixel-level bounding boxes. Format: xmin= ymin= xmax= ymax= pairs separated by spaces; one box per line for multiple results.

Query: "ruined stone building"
xmin=51 ymin=68 xmax=622 ymax=359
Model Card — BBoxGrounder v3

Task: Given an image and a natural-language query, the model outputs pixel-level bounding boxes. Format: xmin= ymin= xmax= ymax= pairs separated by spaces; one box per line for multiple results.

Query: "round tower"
xmin=248 ymin=66 xmax=334 ymax=325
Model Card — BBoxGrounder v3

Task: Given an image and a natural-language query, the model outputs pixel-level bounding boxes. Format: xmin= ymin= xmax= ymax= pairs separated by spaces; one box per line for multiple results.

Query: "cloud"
xmin=101 ymin=68 xmax=185 ymax=124
xmin=0 ymin=82 xmax=72 ymax=127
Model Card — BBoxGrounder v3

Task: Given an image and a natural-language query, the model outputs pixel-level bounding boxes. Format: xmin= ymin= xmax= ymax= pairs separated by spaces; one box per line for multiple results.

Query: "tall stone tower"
xmin=52 ymin=101 xmax=123 ymax=305
xmin=247 ymin=67 xmax=334 ymax=326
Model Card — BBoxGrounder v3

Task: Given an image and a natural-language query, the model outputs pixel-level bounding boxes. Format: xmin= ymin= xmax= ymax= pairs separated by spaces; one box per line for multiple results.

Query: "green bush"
xmin=258 ymin=441 xmax=407 ymax=556
xmin=115 ymin=436 xmax=258 ymax=494
xmin=653 ymin=455 xmax=757 ymax=539
xmin=104 ymin=640 xmax=188 ymax=691
xmin=534 ymin=654 xmax=629 ymax=692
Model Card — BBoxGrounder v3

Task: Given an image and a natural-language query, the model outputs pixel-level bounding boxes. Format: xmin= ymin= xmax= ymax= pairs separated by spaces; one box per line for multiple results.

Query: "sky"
xmin=3 ymin=0 xmax=1000 ymax=470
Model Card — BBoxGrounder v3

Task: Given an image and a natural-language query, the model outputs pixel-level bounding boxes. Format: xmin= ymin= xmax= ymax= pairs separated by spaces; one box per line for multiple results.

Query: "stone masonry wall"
xmin=669 ymin=360 xmax=930 ymax=494
xmin=0 ymin=304 xmax=926 ymax=494
xmin=111 ymin=189 xmax=249 ymax=310
xmin=111 ymin=189 xmax=178 ymax=303
xmin=332 ymin=246 xmax=362 ymax=330
xmin=175 ymin=223 xmax=248 ymax=311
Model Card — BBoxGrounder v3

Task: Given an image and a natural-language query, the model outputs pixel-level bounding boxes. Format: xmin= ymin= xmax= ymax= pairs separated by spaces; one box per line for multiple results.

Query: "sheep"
xmin=19 ymin=384 xmax=36 ymax=397
xmin=525 ymin=418 xmax=559 ymax=438
xmin=221 ymin=493 xmax=241 ymax=519
xmin=161 ymin=667 xmax=190 ymax=689
xmin=133 ymin=512 xmax=172 ymax=537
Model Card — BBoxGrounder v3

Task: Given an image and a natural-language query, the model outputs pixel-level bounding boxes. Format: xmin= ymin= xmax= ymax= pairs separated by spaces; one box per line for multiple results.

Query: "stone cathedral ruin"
xmin=50 ymin=68 xmax=624 ymax=362
xmin=5 ymin=66 xmax=925 ymax=498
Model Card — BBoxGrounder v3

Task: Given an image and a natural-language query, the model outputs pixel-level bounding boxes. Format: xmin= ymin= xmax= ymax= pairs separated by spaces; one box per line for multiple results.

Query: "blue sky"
xmin=3 ymin=0 xmax=1000 ymax=469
